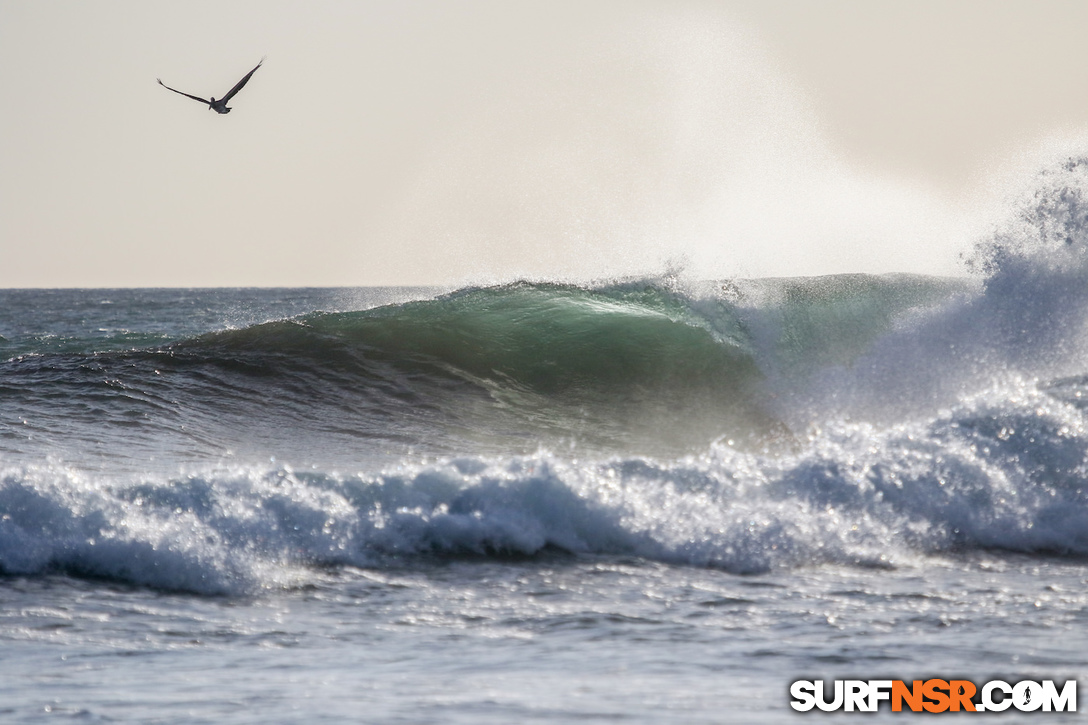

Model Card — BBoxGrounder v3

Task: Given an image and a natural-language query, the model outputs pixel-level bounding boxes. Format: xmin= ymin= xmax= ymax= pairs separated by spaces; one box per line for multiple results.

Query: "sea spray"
xmin=770 ymin=157 xmax=1088 ymax=427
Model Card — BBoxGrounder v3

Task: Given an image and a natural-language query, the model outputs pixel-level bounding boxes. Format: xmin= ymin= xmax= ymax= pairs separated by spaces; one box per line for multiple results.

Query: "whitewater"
xmin=4 ymin=160 xmax=1088 ymax=722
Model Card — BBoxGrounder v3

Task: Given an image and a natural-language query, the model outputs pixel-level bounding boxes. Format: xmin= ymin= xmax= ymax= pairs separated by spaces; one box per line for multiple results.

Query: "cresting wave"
xmin=178 ymin=281 xmax=777 ymax=449
xmin=5 ymin=156 xmax=1088 ymax=592
xmin=0 ymin=276 xmax=964 ymax=462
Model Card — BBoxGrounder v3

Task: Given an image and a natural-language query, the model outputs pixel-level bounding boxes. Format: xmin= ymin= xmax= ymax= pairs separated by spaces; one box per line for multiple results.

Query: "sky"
xmin=4 ymin=0 xmax=1088 ymax=288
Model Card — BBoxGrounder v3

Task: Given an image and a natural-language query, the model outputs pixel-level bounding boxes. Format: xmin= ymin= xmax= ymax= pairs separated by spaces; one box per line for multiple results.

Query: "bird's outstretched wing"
xmin=157 ymin=79 xmax=210 ymax=105
xmin=220 ymin=59 xmax=263 ymax=104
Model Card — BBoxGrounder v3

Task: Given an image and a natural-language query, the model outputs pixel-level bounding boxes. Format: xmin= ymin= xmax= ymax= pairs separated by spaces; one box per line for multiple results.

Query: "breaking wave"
xmin=6 ymin=156 xmax=1088 ymax=592
xmin=2 ymin=376 xmax=1087 ymax=594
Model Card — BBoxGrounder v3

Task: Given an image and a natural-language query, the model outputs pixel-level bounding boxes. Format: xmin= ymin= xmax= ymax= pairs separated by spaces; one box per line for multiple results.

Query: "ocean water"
xmin=5 ymin=160 xmax=1088 ymax=722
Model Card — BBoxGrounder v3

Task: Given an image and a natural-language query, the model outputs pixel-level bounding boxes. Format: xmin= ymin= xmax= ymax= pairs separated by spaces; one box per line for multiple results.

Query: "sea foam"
xmin=3 ymin=373 xmax=1087 ymax=595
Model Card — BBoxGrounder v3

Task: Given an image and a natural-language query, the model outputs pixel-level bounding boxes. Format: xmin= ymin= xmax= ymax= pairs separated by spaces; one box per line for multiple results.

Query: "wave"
xmin=0 ymin=277 xmax=963 ymax=462
xmin=756 ymin=157 xmax=1088 ymax=430
xmin=3 ymin=375 xmax=1087 ymax=594
xmin=7 ymin=156 xmax=1088 ymax=592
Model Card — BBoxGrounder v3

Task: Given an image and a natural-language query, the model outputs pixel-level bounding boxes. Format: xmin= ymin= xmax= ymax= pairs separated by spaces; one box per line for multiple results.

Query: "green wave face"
xmin=3 ymin=277 xmax=967 ymax=462
xmin=184 ymin=281 xmax=779 ymax=454
xmin=326 ymin=282 xmax=754 ymax=393
xmin=324 ymin=282 xmax=779 ymax=452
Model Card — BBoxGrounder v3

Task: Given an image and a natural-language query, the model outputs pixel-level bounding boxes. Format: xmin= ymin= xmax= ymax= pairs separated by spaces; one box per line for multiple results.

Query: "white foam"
xmin=4 ymin=379 xmax=1087 ymax=593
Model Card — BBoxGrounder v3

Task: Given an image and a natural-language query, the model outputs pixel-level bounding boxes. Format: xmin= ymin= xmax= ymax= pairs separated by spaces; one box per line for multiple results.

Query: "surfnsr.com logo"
xmin=790 ymin=679 xmax=1077 ymax=713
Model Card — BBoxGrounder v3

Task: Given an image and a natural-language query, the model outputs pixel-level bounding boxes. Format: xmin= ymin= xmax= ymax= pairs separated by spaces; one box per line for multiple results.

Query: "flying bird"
xmin=157 ymin=59 xmax=264 ymax=114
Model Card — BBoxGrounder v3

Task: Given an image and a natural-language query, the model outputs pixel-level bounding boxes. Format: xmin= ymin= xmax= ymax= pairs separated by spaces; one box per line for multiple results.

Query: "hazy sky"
xmin=4 ymin=0 xmax=1088 ymax=287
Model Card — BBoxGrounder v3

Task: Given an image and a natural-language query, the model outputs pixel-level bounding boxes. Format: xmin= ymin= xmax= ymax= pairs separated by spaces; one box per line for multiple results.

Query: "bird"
xmin=157 ymin=59 xmax=263 ymax=114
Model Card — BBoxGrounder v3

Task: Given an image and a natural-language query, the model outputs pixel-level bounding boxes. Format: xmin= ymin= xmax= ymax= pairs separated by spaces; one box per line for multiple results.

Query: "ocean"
xmin=4 ymin=159 xmax=1088 ymax=722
